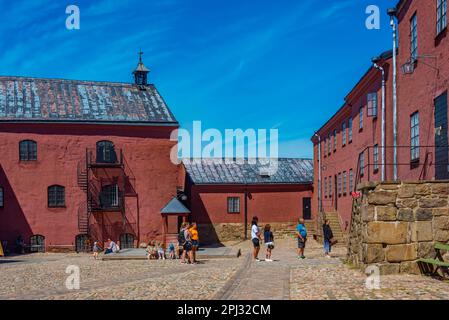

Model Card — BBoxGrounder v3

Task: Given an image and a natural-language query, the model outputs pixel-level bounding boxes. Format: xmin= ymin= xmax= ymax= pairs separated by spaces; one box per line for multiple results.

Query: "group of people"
xmin=146 ymin=241 xmax=169 ymax=260
xmin=92 ymin=238 xmax=119 ymax=259
xmin=251 ymin=217 xmax=335 ymax=261
xmin=250 ymin=216 xmax=275 ymax=262
xmin=178 ymin=222 xmax=199 ymax=264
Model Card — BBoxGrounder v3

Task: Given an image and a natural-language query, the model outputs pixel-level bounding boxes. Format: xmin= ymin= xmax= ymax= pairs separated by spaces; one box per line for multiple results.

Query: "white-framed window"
xmin=348 ymin=117 xmax=353 ymax=142
xmin=359 ymin=107 xmax=364 ymax=130
xmin=329 ymin=176 xmax=332 ymax=198
xmin=367 ymin=92 xmax=378 ymax=118
xmin=359 ymin=152 xmax=365 ymax=177
xmin=227 ymin=197 xmax=240 ymax=213
xmin=338 ymin=173 xmax=342 ymax=196
xmin=349 ymin=169 xmax=354 ymax=192
xmin=411 ymin=112 xmax=420 ymax=161
xmin=410 ymin=13 xmax=418 ymax=61
xmin=437 ymin=0 xmax=447 ymax=35
xmin=373 ymin=144 xmax=379 ymax=172
xmin=324 ymin=177 xmax=327 ymax=198
xmin=343 ymin=171 xmax=347 ymax=195
xmin=342 ymin=122 xmax=347 ymax=146
xmin=333 ymin=129 xmax=337 ymax=151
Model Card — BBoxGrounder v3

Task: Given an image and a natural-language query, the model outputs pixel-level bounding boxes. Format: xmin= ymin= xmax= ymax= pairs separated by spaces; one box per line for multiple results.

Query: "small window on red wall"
xmin=227 ymin=197 xmax=240 ymax=213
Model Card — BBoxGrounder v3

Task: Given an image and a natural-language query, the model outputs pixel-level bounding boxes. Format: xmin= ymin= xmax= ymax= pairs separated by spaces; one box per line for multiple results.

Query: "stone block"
xmin=396 ymin=198 xmax=418 ymax=209
xmin=397 ymin=208 xmax=414 ymax=221
xmin=376 ymin=206 xmax=397 ymax=221
xmin=431 ymin=184 xmax=449 ymax=195
xmin=434 ymin=229 xmax=449 ymax=242
xmin=419 ymin=198 xmax=447 ymax=208
xmin=433 ymin=208 xmax=449 ymax=216
xmin=398 ymin=184 xmax=416 ymax=198
xmin=368 ymin=191 xmax=397 ymax=205
xmin=376 ymin=263 xmax=400 ymax=275
xmin=418 ymin=242 xmax=435 ymax=258
xmin=415 ymin=184 xmax=431 ymax=195
xmin=361 ymin=205 xmax=375 ymax=222
xmin=410 ymin=221 xmax=433 ymax=242
xmin=386 ymin=244 xmax=418 ymax=262
xmin=415 ymin=208 xmax=433 ymax=221
xmin=363 ymin=244 xmax=385 ymax=264
xmin=365 ymin=222 xmax=408 ymax=244
xmin=434 ymin=216 xmax=449 ymax=230
xmin=399 ymin=261 xmax=420 ymax=274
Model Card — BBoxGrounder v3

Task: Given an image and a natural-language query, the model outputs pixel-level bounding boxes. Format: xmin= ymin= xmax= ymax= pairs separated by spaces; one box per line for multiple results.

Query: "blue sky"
xmin=0 ymin=0 xmax=395 ymax=158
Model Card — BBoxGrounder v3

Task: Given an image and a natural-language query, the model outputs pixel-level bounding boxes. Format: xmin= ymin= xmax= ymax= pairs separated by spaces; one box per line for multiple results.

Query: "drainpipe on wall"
xmin=313 ymin=133 xmax=322 ymax=212
xmin=244 ymin=185 xmax=248 ymax=240
xmin=388 ymin=7 xmax=398 ymax=181
xmin=372 ymin=58 xmax=386 ymax=181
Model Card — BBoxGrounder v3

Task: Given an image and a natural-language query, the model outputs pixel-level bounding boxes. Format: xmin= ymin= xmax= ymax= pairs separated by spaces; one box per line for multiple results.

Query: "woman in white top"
xmin=251 ymin=217 xmax=261 ymax=261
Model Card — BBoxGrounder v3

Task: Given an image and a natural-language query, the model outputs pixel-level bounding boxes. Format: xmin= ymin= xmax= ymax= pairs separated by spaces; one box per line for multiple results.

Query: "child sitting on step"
xmin=157 ymin=242 xmax=166 ymax=260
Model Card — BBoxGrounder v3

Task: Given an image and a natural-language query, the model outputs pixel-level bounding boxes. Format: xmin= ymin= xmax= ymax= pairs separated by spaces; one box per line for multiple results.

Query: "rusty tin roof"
xmin=0 ymin=76 xmax=177 ymax=125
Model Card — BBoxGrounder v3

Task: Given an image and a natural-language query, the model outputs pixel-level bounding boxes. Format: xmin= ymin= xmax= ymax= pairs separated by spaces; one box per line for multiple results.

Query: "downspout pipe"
xmin=244 ymin=184 xmax=248 ymax=240
xmin=388 ymin=7 xmax=398 ymax=181
xmin=372 ymin=58 xmax=386 ymax=181
xmin=313 ymin=133 xmax=322 ymax=212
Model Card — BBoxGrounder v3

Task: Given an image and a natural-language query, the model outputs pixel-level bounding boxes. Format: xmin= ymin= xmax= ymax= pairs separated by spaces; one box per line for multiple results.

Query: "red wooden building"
xmin=312 ymin=0 xmax=449 ymax=234
xmin=183 ymin=158 xmax=313 ymax=243
xmin=0 ymin=58 xmax=187 ymax=252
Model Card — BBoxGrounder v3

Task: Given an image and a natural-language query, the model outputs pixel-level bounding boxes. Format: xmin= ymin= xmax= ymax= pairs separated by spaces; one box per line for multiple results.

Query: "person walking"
xmin=251 ymin=217 xmax=261 ymax=262
xmin=323 ymin=219 xmax=334 ymax=258
xmin=296 ymin=218 xmax=307 ymax=259
xmin=263 ymin=224 xmax=274 ymax=262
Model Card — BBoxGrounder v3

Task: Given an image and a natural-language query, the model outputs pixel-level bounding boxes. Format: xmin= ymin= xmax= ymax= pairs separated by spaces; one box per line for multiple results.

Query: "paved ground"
xmin=1 ymin=238 xmax=449 ymax=300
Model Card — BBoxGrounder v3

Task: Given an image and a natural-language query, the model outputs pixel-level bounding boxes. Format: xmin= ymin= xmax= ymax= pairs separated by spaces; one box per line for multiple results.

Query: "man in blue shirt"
xmin=296 ymin=218 xmax=307 ymax=259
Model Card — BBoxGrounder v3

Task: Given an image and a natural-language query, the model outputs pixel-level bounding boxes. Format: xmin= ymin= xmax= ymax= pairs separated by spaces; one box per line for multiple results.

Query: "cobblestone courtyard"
xmin=1 ymin=239 xmax=449 ymax=300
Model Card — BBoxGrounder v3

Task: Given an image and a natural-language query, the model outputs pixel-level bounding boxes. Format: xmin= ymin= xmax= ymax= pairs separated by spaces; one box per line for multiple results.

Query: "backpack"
xmin=178 ymin=229 xmax=186 ymax=244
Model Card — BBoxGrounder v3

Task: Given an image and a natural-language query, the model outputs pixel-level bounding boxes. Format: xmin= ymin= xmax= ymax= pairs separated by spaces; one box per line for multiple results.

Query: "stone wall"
xmin=348 ymin=181 xmax=449 ymax=275
xmin=198 ymin=221 xmax=313 ymax=244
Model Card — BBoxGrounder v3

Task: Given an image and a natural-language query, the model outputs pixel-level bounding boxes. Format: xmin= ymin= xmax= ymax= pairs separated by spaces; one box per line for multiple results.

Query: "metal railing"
xmin=356 ymin=145 xmax=448 ymax=183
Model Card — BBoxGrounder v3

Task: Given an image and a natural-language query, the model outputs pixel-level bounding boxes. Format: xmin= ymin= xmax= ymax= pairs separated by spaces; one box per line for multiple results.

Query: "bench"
xmin=418 ymin=243 xmax=449 ymax=277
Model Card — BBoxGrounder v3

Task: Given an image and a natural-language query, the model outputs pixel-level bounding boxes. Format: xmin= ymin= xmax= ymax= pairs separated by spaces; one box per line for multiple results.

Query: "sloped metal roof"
xmin=183 ymin=158 xmax=313 ymax=185
xmin=0 ymin=76 xmax=177 ymax=124
xmin=161 ymin=197 xmax=191 ymax=214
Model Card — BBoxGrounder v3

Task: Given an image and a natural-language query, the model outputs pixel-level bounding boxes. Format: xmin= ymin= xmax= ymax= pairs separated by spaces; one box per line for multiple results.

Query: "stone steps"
xmin=322 ymin=212 xmax=345 ymax=242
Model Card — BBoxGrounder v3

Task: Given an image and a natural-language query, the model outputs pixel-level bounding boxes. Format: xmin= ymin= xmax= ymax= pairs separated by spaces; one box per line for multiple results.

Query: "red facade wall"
xmin=312 ymin=0 xmax=449 ymax=231
xmin=312 ymin=56 xmax=393 ymax=231
xmin=396 ymin=0 xmax=449 ymax=180
xmin=189 ymin=183 xmax=313 ymax=226
xmin=0 ymin=122 xmax=179 ymax=250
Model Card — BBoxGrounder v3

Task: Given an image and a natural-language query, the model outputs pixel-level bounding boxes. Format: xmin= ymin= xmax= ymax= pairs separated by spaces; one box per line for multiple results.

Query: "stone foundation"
xmin=348 ymin=181 xmax=449 ymax=275
xmin=198 ymin=221 xmax=313 ymax=244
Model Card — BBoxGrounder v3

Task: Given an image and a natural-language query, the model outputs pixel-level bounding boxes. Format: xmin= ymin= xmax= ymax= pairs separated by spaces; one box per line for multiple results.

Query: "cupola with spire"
xmin=132 ymin=50 xmax=150 ymax=86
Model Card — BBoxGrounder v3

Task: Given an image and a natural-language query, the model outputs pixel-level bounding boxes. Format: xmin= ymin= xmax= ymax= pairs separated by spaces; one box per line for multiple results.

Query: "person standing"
xmin=263 ymin=224 xmax=274 ymax=262
xmin=251 ymin=217 xmax=261 ymax=262
xmin=189 ymin=223 xmax=199 ymax=263
xmin=183 ymin=223 xmax=194 ymax=264
xmin=179 ymin=223 xmax=188 ymax=263
xmin=92 ymin=241 xmax=102 ymax=260
xmin=296 ymin=218 xmax=307 ymax=259
xmin=323 ymin=219 xmax=334 ymax=258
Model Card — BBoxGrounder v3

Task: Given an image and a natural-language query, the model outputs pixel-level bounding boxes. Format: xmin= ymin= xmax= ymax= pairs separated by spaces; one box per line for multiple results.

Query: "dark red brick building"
xmin=183 ymin=158 xmax=313 ymax=243
xmin=312 ymin=0 xmax=449 ymax=234
xmin=0 ymin=59 xmax=186 ymax=252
